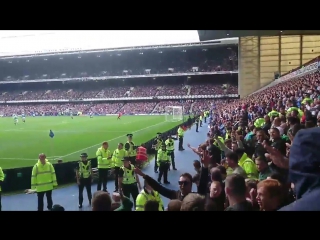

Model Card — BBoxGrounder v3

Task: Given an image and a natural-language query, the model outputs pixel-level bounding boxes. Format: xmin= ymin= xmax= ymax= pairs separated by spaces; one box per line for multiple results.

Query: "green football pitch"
xmin=0 ymin=115 xmax=182 ymax=169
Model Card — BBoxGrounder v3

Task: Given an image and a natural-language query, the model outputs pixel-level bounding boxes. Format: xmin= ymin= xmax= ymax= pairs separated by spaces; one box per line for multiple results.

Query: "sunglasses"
xmin=178 ymin=181 xmax=190 ymax=186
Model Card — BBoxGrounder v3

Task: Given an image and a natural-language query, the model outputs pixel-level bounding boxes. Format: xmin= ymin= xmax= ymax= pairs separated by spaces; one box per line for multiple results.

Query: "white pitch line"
xmin=0 ymin=158 xmax=38 ymax=161
xmin=57 ymin=121 xmax=168 ymax=160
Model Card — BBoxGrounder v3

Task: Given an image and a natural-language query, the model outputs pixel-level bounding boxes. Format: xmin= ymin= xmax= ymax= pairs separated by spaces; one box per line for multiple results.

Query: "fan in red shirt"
xmin=117 ymin=112 xmax=122 ymax=120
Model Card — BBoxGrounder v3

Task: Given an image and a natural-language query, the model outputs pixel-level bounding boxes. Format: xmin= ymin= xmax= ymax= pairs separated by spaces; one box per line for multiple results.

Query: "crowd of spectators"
xmin=0 ymin=100 xmax=220 ymax=116
xmin=0 ymin=83 xmax=238 ymax=101
xmin=109 ymin=67 xmax=320 ymax=212
xmin=0 ymin=46 xmax=238 ymax=81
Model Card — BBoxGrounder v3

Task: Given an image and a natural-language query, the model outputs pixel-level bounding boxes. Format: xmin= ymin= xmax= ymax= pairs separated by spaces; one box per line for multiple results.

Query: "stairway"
xmin=151 ymin=102 xmax=160 ymax=113
xmin=187 ymin=86 xmax=191 ymax=95
xmin=190 ymin=101 xmax=196 ymax=113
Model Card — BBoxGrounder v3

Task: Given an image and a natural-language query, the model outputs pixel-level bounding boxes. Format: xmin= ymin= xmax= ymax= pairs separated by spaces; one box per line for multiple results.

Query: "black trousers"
xmin=178 ymin=136 xmax=184 ymax=150
xmin=122 ymin=183 xmax=139 ymax=208
xmin=0 ymin=192 xmax=1 ymax=211
xmin=129 ymin=156 xmax=136 ymax=166
xmin=204 ymin=117 xmax=207 ymax=123
xmin=79 ymin=177 xmax=92 ymax=205
xmin=97 ymin=168 xmax=110 ymax=191
xmin=158 ymin=162 xmax=170 ymax=182
xmin=114 ymin=167 xmax=120 ymax=191
xmin=168 ymin=151 xmax=176 ymax=168
xmin=200 ymin=120 xmax=202 ymax=127
xmin=37 ymin=190 xmax=53 ymax=211
xmin=195 ymin=123 xmax=199 ymax=132
xmin=154 ymin=150 xmax=158 ymax=171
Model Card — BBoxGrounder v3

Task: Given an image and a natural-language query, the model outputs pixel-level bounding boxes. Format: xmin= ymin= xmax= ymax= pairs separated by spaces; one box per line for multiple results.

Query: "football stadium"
xmin=2 ymin=30 xmax=320 ymax=212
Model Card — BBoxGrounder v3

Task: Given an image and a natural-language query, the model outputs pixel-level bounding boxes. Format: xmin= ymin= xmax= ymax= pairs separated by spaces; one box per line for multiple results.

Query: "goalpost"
xmin=165 ymin=106 xmax=184 ymax=122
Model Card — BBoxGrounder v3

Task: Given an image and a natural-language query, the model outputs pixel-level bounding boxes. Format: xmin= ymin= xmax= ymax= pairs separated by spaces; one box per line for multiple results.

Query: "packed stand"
xmin=0 ymin=46 xmax=238 ymax=81
xmin=130 ymin=86 xmax=159 ymax=97
xmin=0 ymin=103 xmax=92 ymax=116
xmin=190 ymin=84 xmax=238 ymax=95
xmin=156 ymin=85 xmax=188 ymax=96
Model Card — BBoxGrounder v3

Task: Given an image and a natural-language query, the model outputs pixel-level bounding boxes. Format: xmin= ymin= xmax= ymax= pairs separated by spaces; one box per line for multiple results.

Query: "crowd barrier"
xmin=1 ymin=117 xmax=196 ymax=193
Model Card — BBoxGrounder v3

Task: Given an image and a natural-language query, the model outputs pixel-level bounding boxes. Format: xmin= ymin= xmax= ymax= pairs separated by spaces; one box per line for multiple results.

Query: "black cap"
xmin=157 ymin=132 xmax=162 ymax=135
xmin=50 ymin=204 xmax=65 ymax=211
xmin=127 ymin=134 xmax=133 ymax=137
xmin=122 ymin=157 xmax=130 ymax=161
xmin=80 ymin=153 xmax=88 ymax=157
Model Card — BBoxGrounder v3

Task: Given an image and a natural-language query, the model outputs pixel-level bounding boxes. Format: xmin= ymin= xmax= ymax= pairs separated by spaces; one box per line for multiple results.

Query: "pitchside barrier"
xmin=1 ymin=117 xmax=197 ymax=193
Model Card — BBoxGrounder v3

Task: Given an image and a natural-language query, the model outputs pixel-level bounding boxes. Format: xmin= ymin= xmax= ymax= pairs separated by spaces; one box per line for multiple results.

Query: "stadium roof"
xmin=197 ymin=30 xmax=320 ymax=41
xmin=0 ymin=31 xmax=201 ymax=57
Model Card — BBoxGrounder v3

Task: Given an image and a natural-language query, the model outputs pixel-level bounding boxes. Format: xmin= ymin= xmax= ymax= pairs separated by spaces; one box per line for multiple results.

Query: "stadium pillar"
xmin=260 ymin=36 xmax=280 ymax=88
xmin=301 ymin=35 xmax=320 ymax=64
xmin=238 ymin=36 xmax=260 ymax=97
xmin=279 ymin=35 xmax=301 ymax=75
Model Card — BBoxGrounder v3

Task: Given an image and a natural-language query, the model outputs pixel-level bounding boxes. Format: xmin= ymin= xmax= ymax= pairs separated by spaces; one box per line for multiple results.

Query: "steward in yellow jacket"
xmin=31 ymin=153 xmax=57 ymax=211
xmin=0 ymin=166 xmax=4 ymax=211
xmin=136 ymin=180 xmax=164 ymax=211
xmin=235 ymin=149 xmax=258 ymax=180
xmin=96 ymin=141 xmax=113 ymax=192
xmin=112 ymin=143 xmax=126 ymax=192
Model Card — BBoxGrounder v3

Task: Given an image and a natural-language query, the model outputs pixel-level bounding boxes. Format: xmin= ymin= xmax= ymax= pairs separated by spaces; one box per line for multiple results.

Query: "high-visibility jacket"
xmin=96 ymin=147 xmax=113 ymax=169
xmin=31 ymin=161 xmax=57 ymax=192
xmin=125 ymin=141 xmax=136 ymax=157
xmin=157 ymin=149 xmax=171 ymax=166
xmin=238 ymin=153 xmax=258 ymax=180
xmin=154 ymin=137 xmax=163 ymax=151
xmin=254 ymin=118 xmax=265 ymax=128
xmin=136 ymin=189 xmax=164 ymax=211
xmin=177 ymin=127 xmax=184 ymax=137
xmin=136 ymin=146 xmax=148 ymax=162
xmin=0 ymin=167 xmax=4 ymax=192
xmin=78 ymin=161 xmax=91 ymax=179
xmin=268 ymin=111 xmax=279 ymax=117
xmin=112 ymin=148 xmax=126 ymax=167
xmin=165 ymin=139 xmax=175 ymax=151
xmin=121 ymin=164 xmax=137 ymax=184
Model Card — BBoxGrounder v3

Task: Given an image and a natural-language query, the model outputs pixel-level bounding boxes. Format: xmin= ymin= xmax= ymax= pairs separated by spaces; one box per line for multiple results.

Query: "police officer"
xmin=96 ymin=141 xmax=113 ymax=192
xmin=76 ymin=153 xmax=92 ymax=208
xmin=199 ymin=114 xmax=203 ymax=127
xmin=124 ymin=134 xmax=137 ymax=166
xmin=157 ymin=143 xmax=171 ymax=184
xmin=153 ymin=132 xmax=163 ymax=173
xmin=0 ymin=166 xmax=4 ymax=211
xmin=118 ymin=157 xmax=141 ymax=208
xmin=195 ymin=117 xmax=199 ymax=132
xmin=177 ymin=125 xmax=185 ymax=151
xmin=165 ymin=135 xmax=177 ymax=170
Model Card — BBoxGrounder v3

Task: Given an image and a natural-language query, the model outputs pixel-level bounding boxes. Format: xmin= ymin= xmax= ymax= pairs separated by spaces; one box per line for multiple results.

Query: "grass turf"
xmin=0 ymin=115 xmax=182 ymax=169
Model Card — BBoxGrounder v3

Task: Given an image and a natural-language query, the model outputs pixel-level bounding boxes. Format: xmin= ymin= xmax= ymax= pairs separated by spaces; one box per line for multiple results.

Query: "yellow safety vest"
xmin=126 ymin=141 xmax=136 ymax=157
xmin=112 ymin=149 xmax=126 ymax=167
xmin=78 ymin=161 xmax=91 ymax=179
xmin=0 ymin=167 xmax=4 ymax=192
xmin=165 ymin=139 xmax=174 ymax=151
xmin=31 ymin=162 xmax=57 ymax=192
xmin=96 ymin=147 xmax=113 ymax=169
xmin=121 ymin=164 xmax=137 ymax=184
xmin=136 ymin=189 xmax=164 ymax=211
xmin=155 ymin=138 xmax=162 ymax=151
xmin=177 ymin=127 xmax=184 ymax=137
xmin=157 ymin=149 xmax=171 ymax=166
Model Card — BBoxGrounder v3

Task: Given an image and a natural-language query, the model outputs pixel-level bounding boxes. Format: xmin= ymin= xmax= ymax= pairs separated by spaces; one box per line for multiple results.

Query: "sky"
xmin=0 ymin=30 xmax=200 ymax=57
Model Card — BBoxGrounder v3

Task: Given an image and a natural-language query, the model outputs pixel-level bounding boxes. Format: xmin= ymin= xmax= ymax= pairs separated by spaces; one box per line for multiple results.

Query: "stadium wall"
xmin=239 ymin=35 xmax=320 ymax=97
xmin=0 ymin=117 xmax=197 ymax=193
